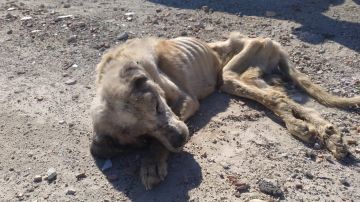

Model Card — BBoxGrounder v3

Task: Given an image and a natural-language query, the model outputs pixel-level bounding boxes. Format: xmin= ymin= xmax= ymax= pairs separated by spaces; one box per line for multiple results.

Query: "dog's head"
xmin=91 ymin=59 xmax=189 ymax=153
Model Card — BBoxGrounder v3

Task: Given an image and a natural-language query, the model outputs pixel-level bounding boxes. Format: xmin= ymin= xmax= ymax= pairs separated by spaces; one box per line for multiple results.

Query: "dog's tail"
xmin=278 ymin=53 xmax=360 ymax=108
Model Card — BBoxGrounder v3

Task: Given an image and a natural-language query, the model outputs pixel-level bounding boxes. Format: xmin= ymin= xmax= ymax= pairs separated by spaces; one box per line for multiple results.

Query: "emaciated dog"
xmin=90 ymin=32 xmax=359 ymax=189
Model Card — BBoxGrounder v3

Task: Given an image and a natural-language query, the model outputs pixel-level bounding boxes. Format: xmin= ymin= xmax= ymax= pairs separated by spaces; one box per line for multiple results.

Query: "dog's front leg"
xmin=140 ymin=140 xmax=169 ymax=190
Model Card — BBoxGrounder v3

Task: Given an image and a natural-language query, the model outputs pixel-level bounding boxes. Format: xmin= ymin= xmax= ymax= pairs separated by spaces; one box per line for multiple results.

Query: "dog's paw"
xmin=140 ymin=158 xmax=168 ymax=190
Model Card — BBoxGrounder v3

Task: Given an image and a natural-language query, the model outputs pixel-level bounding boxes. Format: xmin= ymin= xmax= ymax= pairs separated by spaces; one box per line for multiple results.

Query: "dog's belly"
xmin=156 ymin=37 xmax=221 ymax=100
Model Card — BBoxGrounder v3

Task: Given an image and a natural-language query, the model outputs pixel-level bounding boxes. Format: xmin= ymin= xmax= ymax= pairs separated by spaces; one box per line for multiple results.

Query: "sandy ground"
xmin=1 ymin=0 xmax=360 ymax=201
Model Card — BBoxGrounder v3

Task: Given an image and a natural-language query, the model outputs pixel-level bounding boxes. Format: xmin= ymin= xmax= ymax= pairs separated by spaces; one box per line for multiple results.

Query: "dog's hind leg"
xmin=221 ymin=67 xmax=348 ymax=159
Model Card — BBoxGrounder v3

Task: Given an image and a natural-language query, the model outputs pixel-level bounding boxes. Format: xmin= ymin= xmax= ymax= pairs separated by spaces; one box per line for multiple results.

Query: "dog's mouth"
xmin=150 ymin=129 xmax=189 ymax=153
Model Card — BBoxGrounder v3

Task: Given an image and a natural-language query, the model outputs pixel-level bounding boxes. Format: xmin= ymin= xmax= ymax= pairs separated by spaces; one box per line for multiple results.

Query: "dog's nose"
xmin=171 ymin=134 xmax=187 ymax=149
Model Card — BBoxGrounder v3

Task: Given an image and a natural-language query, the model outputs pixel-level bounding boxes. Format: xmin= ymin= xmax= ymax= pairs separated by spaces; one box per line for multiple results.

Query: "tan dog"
xmin=90 ymin=32 xmax=359 ymax=190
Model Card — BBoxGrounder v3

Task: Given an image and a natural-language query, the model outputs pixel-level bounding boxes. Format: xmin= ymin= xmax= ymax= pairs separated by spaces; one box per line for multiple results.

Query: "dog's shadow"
xmin=94 ymin=151 xmax=202 ymax=202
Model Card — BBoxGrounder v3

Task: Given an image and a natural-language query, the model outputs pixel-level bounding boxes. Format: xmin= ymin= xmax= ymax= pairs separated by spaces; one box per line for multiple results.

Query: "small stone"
xmin=314 ymin=143 xmax=321 ymax=150
xmin=304 ymin=171 xmax=314 ymax=179
xmin=71 ymin=64 xmax=78 ymax=68
xmin=295 ymin=183 xmax=303 ymax=189
xmin=347 ymin=139 xmax=357 ymax=145
xmin=124 ymin=12 xmax=135 ymax=16
xmin=5 ymin=13 xmax=14 ymax=19
xmin=7 ymin=7 xmax=16 ymax=11
xmin=180 ymin=31 xmax=187 ymax=36
xmin=354 ymin=148 xmax=360 ymax=153
xmin=106 ymin=174 xmax=119 ymax=181
xmin=155 ymin=8 xmax=162 ymax=13
xmin=33 ymin=175 xmax=42 ymax=182
xmin=305 ymin=150 xmax=316 ymax=160
xmin=116 ymin=32 xmax=129 ymax=41
xmin=340 ymin=178 xmax=350 ymax=187
xmin=67 ymin=35 xmax=77 ymax=44
xmin=102 ymin=159 xmax=112 ymax=171
xmin=63 ymin=4 xmax=71 ymax=8
xmin=35 ymin=96 xmax=44 ymax=101
xmin=205 ymin=26 xmax=214 ymax=31
xmin=65 ymin=79 xmax=77 ymax=85
xmin=56 ymin=15 xmax=74 ymax=20
xmin=201 ymin=5 xmax=209 ymax=13
xmin=7 ymin=30 xmax=13 ymax=34
xmin=258 ymin=178 xmax=284 ymax=197
xmin=235 ymin=182 xmax=250 ymax=193
xmin=316 ymin=70 xmax=323 ymax=74
xmin=341 ymin=127 xmax=350 ymax=133
xmin=59 ymin=120 xmax=65 ymax=124
xmin=66 ymin=188 xmax=76 ymax=195
xmin=265 ymin=11 xmax=276 ymax=17
xmin=126 ymin=17 xmax=132 ymax=21
xmin=75 ymin=172 xmax=86 ymax=180
xmin=21 ymin=16 xmax=33 ymax=21
xmin=47 ymin=167 xmax=57 ymax=181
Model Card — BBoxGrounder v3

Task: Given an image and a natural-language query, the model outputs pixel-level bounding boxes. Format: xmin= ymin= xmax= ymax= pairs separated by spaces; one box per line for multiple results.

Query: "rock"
xmin=355 ymin=148 xmax=360 ymax=153
xmin=124 ymin=12 xmax=135 ymax=16
xmin=155 ymin=8 xmax=162 ymax=13
xmin=65 ymin=79 xmax=77 ymax=85
xmin=314 ymin=143 xmax=321 ymax=150
xmin=340 ymin=127 xmax=350 ymax=133
xmin=202 ymin=5 xmax=209 ymax=13
xmin=205 ymin=26 xmax=214 ymax=31
xmin=106 ymin=174 xmax=119 ymax=181
xmin=56 ymin=15 xmax=74 ymax=20
xmin=102 ymin=159 xmax=112 ymax=171
xmin=47 ymin=167 xmax=57 ymax=181
xmin=126 ymin=17 xmax=132 ymax=21
xmin=7 ymin=30 xmax=13 ymax=34
xmin=305 ymin=150 xmax=316 ymax=160
xmin=235 ymin=182 xmax=250 ymax=193
xmin=295 ymin=183 xmax=303 ymax=189
xmin=33 ymin=175 xmax=42 ymax=182
xmin=66 ymin=188 xmax=76 ymax=195
xmin=67 ymin=35 xmax=77 ymax=44
xmin=265 ymin=11 xmax=276 ymax=17
xmin=71 ymin=64 xmax=78 ymax=68
xmin=116 ymin=32 xmax=129 ymax=41
xmin=75 ymin=172 xmax=86 ymax=180
xmin=304 ymin=171 xmax=314 ymax=179
xmin=347 ymin=139 xmax=357 ymax=145
xmin=7 ymin=7 xmax=16 ymax=11
xmin=21 ymin=16 xmax=33 ymax=21
xmin=59 ymin=120 xmax=65 ymax=124
xmin=63 ymin=4 xmax=71 ymax=8
xmin=258 ymin=178 xmax=284 ymax=197
xmin=340 ymin=178 xmax=350 ymax=187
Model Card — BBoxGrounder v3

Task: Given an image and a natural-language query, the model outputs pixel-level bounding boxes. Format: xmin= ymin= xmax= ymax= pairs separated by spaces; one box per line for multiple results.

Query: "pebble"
xmin=124 ymin=12 xmax=135 ymax=16
xmin=75 ymin=172 xmax=86 ymax=180
xmin=295 ymin=183 xmax=303 ymax=189
xmin=56 ymin=15 xmax=74 ymax=20
xmin=67 ymin=35 xmax=77 ymax=44
xmin=347 ymin=139 xmax=357 ymax=145
xmin=33 ymin=175 xmax=42 ymax=182
xmin=21 ymin=16 xmax=33 ymax=21
xmin=71 ymin=64 xmax=78 ymax=68
xmin=314 ymin=143 xmax=321 ymax=150
xmin=65 ymin=79 xmax=77 ymax=85
xmin=340 ymin=178 xmax=350 ymax=187
xmin=155 ymin=8 xmax=162 ymax=13
xmin=102 ymin=159 xmax=112 ymax=171
xmin=63 ymin=4 xmax=71 ymax=8
xmin=265 ymin=11 xmax=276 ymax=17
xmin=7 ymin=7 xmax=16 ymax=11
xmin=47 ymin=167 xmax=57 ymax=181
xmin=116 ymin=32 xmax=129 ymax=41
xmin=304 ymin=171 xmax=314 ymax=179
xmin=106 ymin=174 xmax=119 ymax=181
xmin=355 ymin=148 xmax=360 ymax=153
xmin=258 ymin=178 xmax=284 ymax=197
xmin=66 ymin=188 xmax=76 ymax=195
xmin=235 ymin=182 xmax=250 ymax=193
xmin=202 ymin=6 xmax=209 ymax=13
xmin=59 ymin=120 xmax=65 ymax=124
xmin=7 ymin=30 xmax=13 ymax=34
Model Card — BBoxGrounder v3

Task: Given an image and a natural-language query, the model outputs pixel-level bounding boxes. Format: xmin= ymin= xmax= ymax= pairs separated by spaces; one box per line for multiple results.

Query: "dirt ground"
xmin=1 ymin=0 xmax=360 ymax=201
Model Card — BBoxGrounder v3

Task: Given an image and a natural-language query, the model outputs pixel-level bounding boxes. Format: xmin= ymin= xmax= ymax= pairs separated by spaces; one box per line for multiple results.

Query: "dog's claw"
xmin=140 ymin=158 xmax=168 ymax=190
